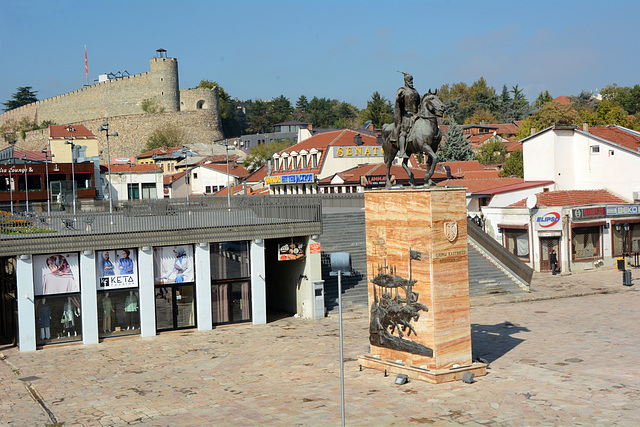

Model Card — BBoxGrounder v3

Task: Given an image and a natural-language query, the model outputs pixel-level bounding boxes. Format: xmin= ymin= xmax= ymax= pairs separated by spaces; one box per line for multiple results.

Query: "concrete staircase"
xmin=320 ymin=210 xmax=370 ymax=313
xmin=467 ymin=243 xmax=527 ymax=297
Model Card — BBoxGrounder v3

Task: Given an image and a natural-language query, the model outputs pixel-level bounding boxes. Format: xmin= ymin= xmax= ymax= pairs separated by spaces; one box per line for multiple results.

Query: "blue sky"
xmin=1 ymin=0 xmax=639 ymax=110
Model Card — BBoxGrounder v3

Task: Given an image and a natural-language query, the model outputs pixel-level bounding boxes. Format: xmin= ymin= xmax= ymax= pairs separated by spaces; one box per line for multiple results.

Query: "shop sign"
xmin=572 ymin=207 xmax=605 ymax=219
xmin=96 ymin=249 xmax=139 ymax=290
xmin=265 ymin=173 xmax=314 ymax=185
xmin=112 ymin=157 xmax=134 ymax=164
xmin=333 ymin=146 xmax=384 ymax=158
xmin=606 ymin=205 xmax=640 ymax=216
xmin=278 ymin=243 xmax=306 ymax=261
xmin=0 ymin=166 xmax=34 ymax=174
xmin=360 ymin=175 xmax=394 ymax=187
xmin=535 ymin=209 xmax=562 ymax=230
xmin=309 ymin=243 xmax=321 ymax=254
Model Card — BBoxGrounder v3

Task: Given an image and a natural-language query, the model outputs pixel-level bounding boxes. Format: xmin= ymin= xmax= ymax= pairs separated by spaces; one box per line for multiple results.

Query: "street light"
xmin=127 ymin=161 xmax=134 ymax=200
xmin=182 ymin=148 xmax=190 ymax=205
xmin=98 ymin=120 xmax=118 ymax=222
xmin=40 ymin=147 xmax=53 ymax=219
xmin=224 ymin=140 xmax=231 ymax=209
xmin=65 ymin=138 xmax=77 ymax=217
xmin=21 ymin=155 xmax=28 ymax=213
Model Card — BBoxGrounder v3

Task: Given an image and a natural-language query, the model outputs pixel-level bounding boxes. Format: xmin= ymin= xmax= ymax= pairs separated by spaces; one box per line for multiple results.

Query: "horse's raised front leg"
xmin=423 ymin=147 xmax=438 ymax=186
xmin=401 ymin=157 xmax=415 ymax=188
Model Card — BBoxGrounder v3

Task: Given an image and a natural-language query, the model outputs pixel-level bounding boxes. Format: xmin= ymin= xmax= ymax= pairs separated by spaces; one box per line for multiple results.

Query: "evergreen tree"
xmin=441 ymin=120 xmax=475 ymax=161
xmin=361 ymin=91 xmax=393 ymax=128
xmin=245 ymin=99 xmax=271 ymax=134
xmin=535 ymin=90 xmax=553 ymax=107
xmin=3 ymin=86 xmax=38 ymax=111
xmin=268 ymin=95 xmax=293 ymax=125
xmin=294 ymin=95 xmax=309 ymax=121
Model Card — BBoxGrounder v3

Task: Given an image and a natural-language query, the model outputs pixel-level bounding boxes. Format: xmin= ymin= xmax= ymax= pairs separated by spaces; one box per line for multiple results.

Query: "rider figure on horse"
xmin=392 ymin=72 xmax=421 ymax=159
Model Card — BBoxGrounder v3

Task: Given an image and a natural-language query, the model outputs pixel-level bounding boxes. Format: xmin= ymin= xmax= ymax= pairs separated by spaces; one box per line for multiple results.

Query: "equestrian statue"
xmin=381 ymin=72 xmax=445 ymax=188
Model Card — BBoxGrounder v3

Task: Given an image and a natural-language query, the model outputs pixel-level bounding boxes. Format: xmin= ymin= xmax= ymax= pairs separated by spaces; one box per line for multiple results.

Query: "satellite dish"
xmin=526 ymin=195 xmax=538 ymax=209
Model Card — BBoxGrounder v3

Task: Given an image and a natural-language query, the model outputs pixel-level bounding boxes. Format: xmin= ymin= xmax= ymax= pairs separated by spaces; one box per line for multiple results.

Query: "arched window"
xmin=196 ymin=100 xmax=206 ymax=109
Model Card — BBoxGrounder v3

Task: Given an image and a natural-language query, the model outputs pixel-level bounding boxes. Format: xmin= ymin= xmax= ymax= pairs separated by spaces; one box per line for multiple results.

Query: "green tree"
xmin=464 ymin=108 xmax=497 ymax=125
xmin=334 ymin=102 xmax=359 ymax=129
xmin=144 ymin=124 xmax=186 ymax=151
xmin=535 ymin=90 xmax=553 ymax=107
xmin=293 ymin=95 xmax=309 ymax=122
xmin=476 ymin=139 xmax=507 ymax=164
xmin=268 ymin=95 xmax=293 ymax=125
xmin=600 ymin=83 xmax=629 ymax=107
xmin=500 ymin=84 xmax=511 ymax=105
xmin=141 ymin=98 xmax=165 ymax=114
xmin=245 ymin=99 xmax=270 ymax=134
xmin=306 ymin=97 xmax=338 ymax=128
xmin=500 ymin=149 xmax=523 ymax=178
xmin=441 ymin=120 xmax=475 ymax=161
xmin=197 ymin=80 xmax=242 ymax=137
xmin=3 ymin=86 xmax=38 ymax=111
xmin=361 ymin=91 xmax=393 ymax=128
xmin=243 ymin=138 xmax=295 ymax=171
xmin=516 ymin=101 xmax=582 ymax=140
xmin=622 ymin=84 xmax=640 ymax=115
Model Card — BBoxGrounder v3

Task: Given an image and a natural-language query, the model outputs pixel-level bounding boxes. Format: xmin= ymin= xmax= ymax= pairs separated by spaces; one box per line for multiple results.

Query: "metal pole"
xmin=128 ymin=162 xmax=133 ymax=200
xmin=22 ymin=155 xmax=28 ymax=213
xmin=106 ymin=132 xmax=113 ymax=219
xmin=71 ymin=146 xmax=76 ymax=217
xmin=43 ymin=149 xmax=51 ymax=219
xmin=8 ymin=166 xmax=13 ymax=214
xmin=338 ymin=269 xmax=345 ymax=427
xmin=225 ymin=141 xmax=231 ymax=209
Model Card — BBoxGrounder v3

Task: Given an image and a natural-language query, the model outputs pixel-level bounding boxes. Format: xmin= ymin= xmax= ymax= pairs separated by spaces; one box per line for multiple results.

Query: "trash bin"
xmin=623 ymin=269 xmax=633 ymax=286
xmin=312 ymin=280 xmax=325 ymax=319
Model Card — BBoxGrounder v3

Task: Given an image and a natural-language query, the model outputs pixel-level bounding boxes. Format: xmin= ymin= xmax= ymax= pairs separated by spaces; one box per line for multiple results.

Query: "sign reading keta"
xmin=359 ymin=188 xmax=487 ymax=383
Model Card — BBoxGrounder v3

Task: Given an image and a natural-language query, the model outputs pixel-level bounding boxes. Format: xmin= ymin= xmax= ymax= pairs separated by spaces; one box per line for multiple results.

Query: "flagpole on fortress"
xmin=85 ymin=46 xmax=88 ymax=86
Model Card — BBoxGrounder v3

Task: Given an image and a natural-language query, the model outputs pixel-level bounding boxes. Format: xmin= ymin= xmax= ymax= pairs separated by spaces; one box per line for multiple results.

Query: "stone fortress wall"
xmin=0 ymin=55 xmax=224 ymax=157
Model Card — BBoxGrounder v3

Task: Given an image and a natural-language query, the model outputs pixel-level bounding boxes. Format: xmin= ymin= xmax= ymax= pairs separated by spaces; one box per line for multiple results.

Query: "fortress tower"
xmin=149 ymin=49 xmax=180 ymax=113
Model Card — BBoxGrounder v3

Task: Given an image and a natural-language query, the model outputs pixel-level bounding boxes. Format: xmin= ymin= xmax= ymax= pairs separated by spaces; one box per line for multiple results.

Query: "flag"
xmin=85 ymin=46 xmax=88 ymax=76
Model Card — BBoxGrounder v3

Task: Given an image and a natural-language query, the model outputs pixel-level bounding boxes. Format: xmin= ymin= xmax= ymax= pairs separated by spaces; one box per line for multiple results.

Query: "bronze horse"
xmin=381 ymin=90 xmax=445 ymax=188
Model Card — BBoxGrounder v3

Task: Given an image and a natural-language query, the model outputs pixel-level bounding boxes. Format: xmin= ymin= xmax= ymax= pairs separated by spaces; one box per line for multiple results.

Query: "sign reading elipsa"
xmin=535 ymin=209 xmax=562 ymax=231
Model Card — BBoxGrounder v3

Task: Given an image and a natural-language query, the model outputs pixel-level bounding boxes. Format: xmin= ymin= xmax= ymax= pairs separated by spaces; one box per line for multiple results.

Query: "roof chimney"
xmin=583 ymin=123 xmax=589 ymax=132
xmin=530 ymin=127 xmax=536 ymax=136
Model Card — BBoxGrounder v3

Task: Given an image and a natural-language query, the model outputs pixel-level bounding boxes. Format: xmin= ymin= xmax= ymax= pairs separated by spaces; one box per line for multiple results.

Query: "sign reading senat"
xmin=333 ymin=146 xmax=384 ymax=158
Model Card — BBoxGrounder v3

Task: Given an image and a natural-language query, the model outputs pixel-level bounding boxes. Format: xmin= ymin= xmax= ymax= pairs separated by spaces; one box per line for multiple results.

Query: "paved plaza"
xmin=1 ymin=267 xmax=639 ymax=426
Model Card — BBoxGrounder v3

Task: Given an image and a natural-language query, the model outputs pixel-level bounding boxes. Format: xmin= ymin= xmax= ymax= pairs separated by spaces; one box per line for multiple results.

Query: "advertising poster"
xmin=153 ymin=245 xmax=194 ymax=284
xmin=278 ymin=243 xmax=306 ymax=261
xmin=33 ymin=253 xmax=80 ymax=296
xmin=96 ymin=249 xmax=139 ymax=290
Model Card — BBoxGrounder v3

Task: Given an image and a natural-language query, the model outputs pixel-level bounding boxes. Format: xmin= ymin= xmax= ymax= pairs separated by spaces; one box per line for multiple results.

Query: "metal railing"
xmin=0 ymin=196 xmax=322 ymax=256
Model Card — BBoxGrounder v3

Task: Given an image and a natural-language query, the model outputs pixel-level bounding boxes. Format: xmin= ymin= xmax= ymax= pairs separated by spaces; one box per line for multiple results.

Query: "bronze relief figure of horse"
xmin=381 ymin=90 xmax=445 ymax=188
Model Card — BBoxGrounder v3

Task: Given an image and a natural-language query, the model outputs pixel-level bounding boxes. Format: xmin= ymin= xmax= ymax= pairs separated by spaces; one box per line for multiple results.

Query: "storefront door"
xmin=154 ymin=284 xmax=196 ymax=331
xmin=540 ymin=237 xmax=560 ymax=272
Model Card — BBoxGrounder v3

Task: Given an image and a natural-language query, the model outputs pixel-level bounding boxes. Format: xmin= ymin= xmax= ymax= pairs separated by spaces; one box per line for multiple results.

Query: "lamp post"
xmin=21 ymin=155 xmax=28 ymax=213
xmin=40 ymin=147 xmax=52 ymax=219
xmin=182 ymin=148 xmax=190 ymax=205
xmin=98 ymin=120 xmax=118 ymax=222
xmin=127 ymin=161 xmax=134 ymax=200
xmin=224 ymin=140 xmax=231 ymax=209
xmin=8 ymin=165 xmax=13 ymax=215
xmin=65 ymin=138 xmax=77 ymax=217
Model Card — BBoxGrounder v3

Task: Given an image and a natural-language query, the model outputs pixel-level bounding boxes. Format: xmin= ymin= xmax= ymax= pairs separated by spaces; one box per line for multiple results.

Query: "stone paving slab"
xmin=1 ymin=267 xmax=639 ymax=425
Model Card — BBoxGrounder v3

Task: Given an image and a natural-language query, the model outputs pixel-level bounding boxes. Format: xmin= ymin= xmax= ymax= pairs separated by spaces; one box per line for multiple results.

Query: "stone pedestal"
xmin=358 ymin=188 xmax=486 ymax=383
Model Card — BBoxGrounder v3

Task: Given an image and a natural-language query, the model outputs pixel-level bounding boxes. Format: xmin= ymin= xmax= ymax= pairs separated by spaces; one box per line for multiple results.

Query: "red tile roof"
xmin=317 ymin=162 xmax=446 ymax=184
xmin=462 ymin=170 xmax=502 ymax=179
xmin=439 ymin=160 xmax=486 ymax=173
xmin=109 ymin=163 xmax=162 ymax=173
xmin=554 ymin=96 xmax=571 ymax=103
xmin=585 ymin=126 xmax=640 ymax=151
xmin=137 ymin=147 xmax=184 ymax=158
xmin=164 ymin=172 xmax=185 ymax=185
xmin=472 ymin=180 xmax=555 ymax=196
xmin=200 ymin=163 xmax=251 ymax=179
xmin=509 ymin=189 xmax=628 ymax=207
xmin=489 ymin=123 xmax=519 ymax=135
xmin=246 ymin=165 xmax=267 ymax=182
xmin=13 ymin=150 xmax=47 ymax=162
xmin=49 ymin=124 xmax=95 ymax=139
xmin=437 ymin=177 xmax=524 ymax=193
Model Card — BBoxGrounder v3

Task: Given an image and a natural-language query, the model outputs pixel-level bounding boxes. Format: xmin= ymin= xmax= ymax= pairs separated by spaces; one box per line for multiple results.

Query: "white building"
xmin=107 ymin=163 xmax=163 ymax=201
xmin=169 ymin=163 xmax=250 ymax=198
xmin=523 ymin=124 xmax=640 ymax=202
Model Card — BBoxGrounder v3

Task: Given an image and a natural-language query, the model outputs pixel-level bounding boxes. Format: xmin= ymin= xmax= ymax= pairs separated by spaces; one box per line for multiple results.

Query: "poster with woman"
xmin=153 ymin=245 xmax=194 ymax=284
xmin=96 ymin=249 xmax=139 ymax=289
xmin=33 ymin=253 xmax=80 ymax=296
